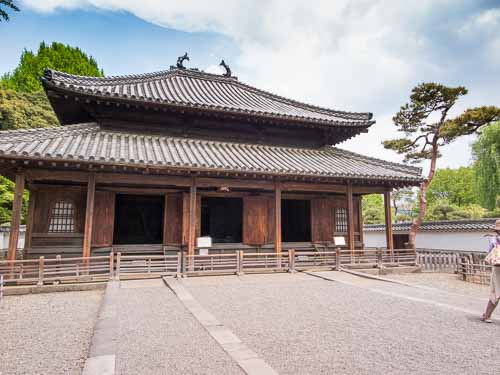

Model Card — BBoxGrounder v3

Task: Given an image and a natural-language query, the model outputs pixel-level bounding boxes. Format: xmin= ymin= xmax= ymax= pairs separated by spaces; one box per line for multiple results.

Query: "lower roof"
xmin=364 ymin=219 xmax=498 ymax=233
xmin=0 ymin=123 xmax=422 ymax=185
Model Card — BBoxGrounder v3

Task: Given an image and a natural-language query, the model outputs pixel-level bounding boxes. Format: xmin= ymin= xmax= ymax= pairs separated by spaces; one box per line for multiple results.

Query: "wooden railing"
xmin=0 ymin=255 xmax=112 ymax=286
xmin=0 ymin=249 xmax=419 ymax=286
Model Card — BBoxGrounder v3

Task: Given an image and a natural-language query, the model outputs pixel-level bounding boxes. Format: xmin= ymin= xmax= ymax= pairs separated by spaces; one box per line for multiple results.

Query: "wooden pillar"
xmin=7 ymin=173 xmax=25 ymax=263
xmin=384 ymin=190 xmax=394 ymax=254
xmin=188 ymin=178 xmax=197 ymax=256
xmin=83 ymin=173 xmax=96 ymax=259
xmin=274 ymin=182 xmax=282 ymax=255
xmin=23 ymin=189 xmax=36 ymax=256
xmin=346 ymin=183 xmax=355 ymax=254
xmin=162 ymin=193 xmax=168 ymax=247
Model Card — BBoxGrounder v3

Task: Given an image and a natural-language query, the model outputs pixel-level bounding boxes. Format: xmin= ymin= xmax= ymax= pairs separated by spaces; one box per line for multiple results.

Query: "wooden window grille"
xmin=48 ymin=201 xmax=75 ymax=233
xmin=335 ymin=207 xmax=348 ymax=233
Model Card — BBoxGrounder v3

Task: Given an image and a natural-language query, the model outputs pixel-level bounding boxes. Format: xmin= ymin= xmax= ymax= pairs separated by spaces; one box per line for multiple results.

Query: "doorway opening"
xmin=113 ymin=194 xmax=164 ymax=244
xmin=201 ymin=197 xmax=243 ymax=243
xmin=282 ymin=199 xmax=311 ymax=242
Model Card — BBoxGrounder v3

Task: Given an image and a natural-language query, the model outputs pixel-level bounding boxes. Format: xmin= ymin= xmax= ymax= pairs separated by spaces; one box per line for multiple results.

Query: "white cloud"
xmin=20 ymin=0 xmax=500 ymax=169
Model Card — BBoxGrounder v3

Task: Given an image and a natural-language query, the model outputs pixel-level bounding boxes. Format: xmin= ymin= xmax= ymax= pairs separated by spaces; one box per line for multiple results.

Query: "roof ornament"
xmin=176 ymin=52 xmax=189 ymax=69
xmin=219 ymin=60 xmax=232 ymax=78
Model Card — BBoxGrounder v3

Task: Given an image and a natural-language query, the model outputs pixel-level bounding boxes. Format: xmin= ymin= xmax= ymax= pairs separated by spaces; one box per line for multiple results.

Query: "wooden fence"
xmin=0 ymin=248 xmax=417 ymax=286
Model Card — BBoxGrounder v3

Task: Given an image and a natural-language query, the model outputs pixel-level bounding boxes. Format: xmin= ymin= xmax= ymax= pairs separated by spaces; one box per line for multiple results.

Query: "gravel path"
xmin=115 ymin=279 xmax=244 ymax=375
xmin=0 ymin=290 xmax=103 ymax=375
xmin=183 ymin=272 xmax=500 ymax=375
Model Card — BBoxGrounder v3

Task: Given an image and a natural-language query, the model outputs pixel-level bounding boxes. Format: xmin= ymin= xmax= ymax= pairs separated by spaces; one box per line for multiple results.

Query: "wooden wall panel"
xmin=32 ymin=189 xmax=86 ymax=234
xmin=92 ymin=191 xmax=115 ymax=247
xmin=165 ymin=193 xmax=183 ymax=245
xmin=243 ymin=196 xmax=268 ymax=245
xmin=311 ymin=198 xmax=334 ymax=243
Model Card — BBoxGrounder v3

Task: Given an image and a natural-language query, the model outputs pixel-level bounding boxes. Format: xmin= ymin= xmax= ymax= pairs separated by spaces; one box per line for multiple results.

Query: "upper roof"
xmin=41 ymin=68 xmax=374 ymax=129
xmin=364 ymin=218 xmax=498 ymax=233
xmin=0 ymin=123 xmax=421 ymax=185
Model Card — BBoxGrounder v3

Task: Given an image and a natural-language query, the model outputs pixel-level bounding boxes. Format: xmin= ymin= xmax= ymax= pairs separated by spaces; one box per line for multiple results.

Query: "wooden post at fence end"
xmin=109 ymin=252 xmax=114 ymax=280
xmin=236 ymin=250 xmax=244 ymax=276
xmin=115 ymin=252 xmax=121 ymax=281
xmin=37 ymin=256 xmax=44 ymax=286
xmin=377 ymin=248 xmax=383 ymax=269
xmin=288 ymin=249 xmax=296 ymax=273
xmin=176 ymin=252 xmax=182 ymax=278
xmin=335 ymin=248 xmax=341 ymax=271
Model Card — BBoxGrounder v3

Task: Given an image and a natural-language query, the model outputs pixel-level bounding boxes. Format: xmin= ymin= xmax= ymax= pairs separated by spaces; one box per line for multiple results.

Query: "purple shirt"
xmin=488 ymin=236 xmax=500 ymax=253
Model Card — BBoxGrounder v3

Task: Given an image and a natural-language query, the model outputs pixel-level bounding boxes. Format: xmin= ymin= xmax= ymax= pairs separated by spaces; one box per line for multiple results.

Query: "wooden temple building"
xmin=0 ymin=58 xmax=422 ymax=261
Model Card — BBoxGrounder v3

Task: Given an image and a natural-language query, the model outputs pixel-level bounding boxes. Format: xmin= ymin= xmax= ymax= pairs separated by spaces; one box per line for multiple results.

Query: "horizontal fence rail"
xmin=0 ymin=248 xmax=420 ymax=286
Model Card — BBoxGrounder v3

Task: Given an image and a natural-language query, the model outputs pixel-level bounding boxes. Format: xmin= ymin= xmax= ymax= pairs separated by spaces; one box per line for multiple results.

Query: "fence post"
xmin=176 ymin=252 xmax=182 ymax=278
xmin=0 ymin=274 xmax=3 ymax=302
xmin=55 ymin=255 xmax=62 ymax=283
xmin=377 ymin=248 xmax=383 ymax=269
xmin=115 ymin=252 xmax=121 ymax=281
xmin=236 ymin=251 xmax=244 ymax=276
xmin=287 ymin=249 xmax=295 ymax=273
xmin=109 ymin=252 xmax=114 ymax=280
xmin=182 ymin=252 xmax=187 ymax=278
xmin=335 ymin=248 xmax=341 ymax=271
xmin=37 ymin=256 xmax=44 ymax=286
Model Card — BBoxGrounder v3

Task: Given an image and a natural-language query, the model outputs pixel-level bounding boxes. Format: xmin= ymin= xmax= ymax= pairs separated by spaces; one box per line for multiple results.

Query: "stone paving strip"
xmin=183 ymin=272 xmax=500 ymax=375
xmin=114 ymin=278 xmax=244 ymax=375
xmin=82 ymin=281 xmax=119 ymax=375
xmin=0 ymin=289 xmax=103 ymax=375
xmin=164 ymin=277 xmax=279 ymax=375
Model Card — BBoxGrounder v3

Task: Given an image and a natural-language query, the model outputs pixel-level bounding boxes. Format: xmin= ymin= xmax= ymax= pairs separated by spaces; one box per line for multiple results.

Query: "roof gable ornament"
xmin=176 ymin=52 xmax=189 ymax=69
xmin=219 ymin=60 xmax=232 ymax=78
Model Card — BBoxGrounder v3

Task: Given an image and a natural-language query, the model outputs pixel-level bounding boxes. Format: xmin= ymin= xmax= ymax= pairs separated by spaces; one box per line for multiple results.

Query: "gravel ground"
xmin=0 ymin=290 xmax=103 ymax=375
xmin=384 ymin=272 xmax=489 ymax=298
xmin=115 ymin=279 xmax=244 ymax=375
xmin=183 ymin=272 xmax=500 ymax=375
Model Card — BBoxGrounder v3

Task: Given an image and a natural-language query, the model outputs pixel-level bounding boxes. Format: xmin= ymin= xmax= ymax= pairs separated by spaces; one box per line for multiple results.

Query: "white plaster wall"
xmin=364 ymin=231 xmax=490 ymax=252
xmin=0 ymin=229 xmax=25 ymax=250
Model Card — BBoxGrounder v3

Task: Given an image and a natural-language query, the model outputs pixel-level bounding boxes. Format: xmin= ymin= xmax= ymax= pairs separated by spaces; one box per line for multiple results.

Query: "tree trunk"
xmin=408 ymin=139 xmax=439 ymax=248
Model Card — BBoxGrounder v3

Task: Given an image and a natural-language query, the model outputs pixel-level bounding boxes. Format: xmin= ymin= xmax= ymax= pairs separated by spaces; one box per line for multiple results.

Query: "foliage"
xmin=426 ymin=167 xmax=478 ymax=207
xmin=0 ymin=89 xmax=59 ymax=130
xmin=472 ymin=123 xmax=500 ymax=211
xmin=362 ymin=194 xmax=384 ymax=224
xmin=0 ymin=0 xmax=19 ymax=22
xmin=1 ymin=41 xmax=103 ymax=92
xmin=391 ymin=188 xmax=414 ymax=217
xmin=383 ymin=82 xmax=500 ymax=246
xmin=0 ymin=176 xmax=28 ymax=224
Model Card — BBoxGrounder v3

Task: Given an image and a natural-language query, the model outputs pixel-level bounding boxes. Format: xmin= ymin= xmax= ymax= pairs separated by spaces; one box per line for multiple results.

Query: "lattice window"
xmin=335 ymin=207 xmax=348 ymax=233
xmin=48 ymin=201 xmax=75 ymax=233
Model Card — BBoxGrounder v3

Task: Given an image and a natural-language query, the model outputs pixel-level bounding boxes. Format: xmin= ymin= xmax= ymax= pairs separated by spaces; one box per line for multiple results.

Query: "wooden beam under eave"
xmin=7 ymin=173 xmax=25 ymax=263
xmin=83 ymin=173 xmax=96 ymax=259
xmin=384 ymin=190 xmax=394 ymax=254
xmin=274 ymin=182 xmax=282 ymax=256
xmin=187 ymin=178 xmax=197 ymax=257
xmin=163 ymin=193 xmax=168 ymax=247
xmin=346 ymin=183 xmax=355 ymax=254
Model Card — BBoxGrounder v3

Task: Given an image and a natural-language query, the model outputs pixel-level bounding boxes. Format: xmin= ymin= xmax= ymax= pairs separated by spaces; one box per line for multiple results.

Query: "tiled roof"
xmin=42 ymin=68 xmax=374 ymax=128
xmin=0 ymin=123 xmax=421 ymax=184
xmin=364 ymin=219 xmax=498 ymax=233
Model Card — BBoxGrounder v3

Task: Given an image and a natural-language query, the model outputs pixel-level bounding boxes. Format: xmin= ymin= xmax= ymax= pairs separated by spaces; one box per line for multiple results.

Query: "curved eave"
xmin=0 ymin=153 xmax=423 ymax=188
xmin=42 ymin=79 xmax=375 ymax=133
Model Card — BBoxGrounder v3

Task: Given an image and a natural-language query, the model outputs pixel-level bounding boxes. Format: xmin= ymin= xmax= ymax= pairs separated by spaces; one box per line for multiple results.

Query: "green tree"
xmin=0 ymin=176 xmax=28 ymax=224
xmin=426 ymin=167 xmax=477 ymax=207
xmin=0 ymin=0 xmax=19 ymax=22
xmin=0 ymin=90 xmax=59 ymax=130
xmin=1 ymin=41 xmax=103 ymax=92
xmin=383 ymin=83 xmax=500 ymax=247
xmin=472 ymin=123 xmax=500 ymax=211
xmin=362 ymin=194 xmax=384 ymax=224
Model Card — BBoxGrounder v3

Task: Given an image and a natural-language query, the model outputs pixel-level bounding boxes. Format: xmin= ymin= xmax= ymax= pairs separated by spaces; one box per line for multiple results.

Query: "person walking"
xmin=481 ymin=219 xmax=500 ymax=323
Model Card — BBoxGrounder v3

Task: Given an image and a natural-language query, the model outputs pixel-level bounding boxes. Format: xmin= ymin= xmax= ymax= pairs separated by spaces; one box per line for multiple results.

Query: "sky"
xmin=2 ymin=0 xmax=500 ymax=172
